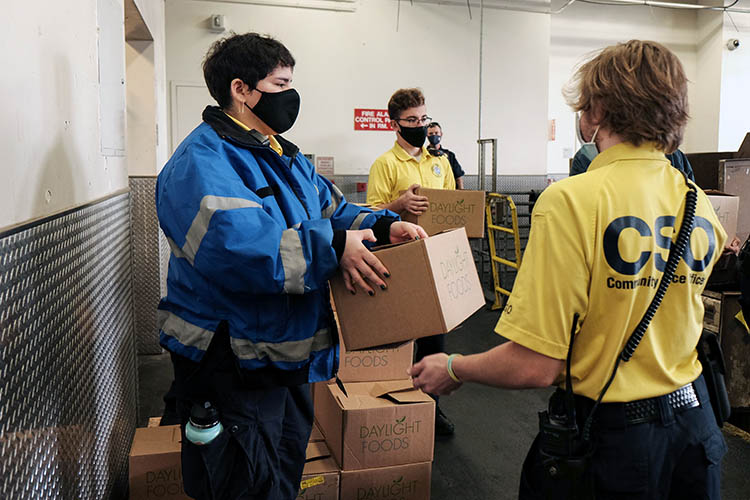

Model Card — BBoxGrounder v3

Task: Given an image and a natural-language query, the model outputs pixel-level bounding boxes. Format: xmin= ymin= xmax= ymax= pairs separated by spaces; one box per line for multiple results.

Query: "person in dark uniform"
xmin=409 ymin=40 xmax=728 ymax=499
xmin=570 ymin=120 xmax=695 ymax=181
xmin=427 ymin=122 xmax=466 ymax=189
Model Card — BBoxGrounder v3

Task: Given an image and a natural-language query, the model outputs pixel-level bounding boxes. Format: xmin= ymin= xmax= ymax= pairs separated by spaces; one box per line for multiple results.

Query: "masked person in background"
xmin=427 ymin=122 xmax=465 ymax=189
xmin=366 ymin=88 xmax=456 ymax=437
xmin=570 ymin=113 xmax=695 ymax=180
xmin=156 ymin=33 xmax=426 ymax=500
xmin=410 ymin=40 xmax=728 ymax=499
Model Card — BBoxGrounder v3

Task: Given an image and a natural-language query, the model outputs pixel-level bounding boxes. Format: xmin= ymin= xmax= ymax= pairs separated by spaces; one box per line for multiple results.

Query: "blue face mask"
xmin=575 ymin=114 xmax=600 ymax=163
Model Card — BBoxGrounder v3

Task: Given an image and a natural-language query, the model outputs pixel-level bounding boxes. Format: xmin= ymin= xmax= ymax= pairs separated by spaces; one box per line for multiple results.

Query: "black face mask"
xmin=428 ymin=134 xmax=441 ymax=146
xmin=245 ymin=88 xmax=300 ymax=134
xmin=398 ymin=124 xmax=428 ymax=148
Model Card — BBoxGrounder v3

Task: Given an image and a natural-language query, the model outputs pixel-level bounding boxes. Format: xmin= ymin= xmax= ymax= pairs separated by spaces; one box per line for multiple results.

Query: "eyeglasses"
xmin=397 ymin=115 xmax=432 ymax=126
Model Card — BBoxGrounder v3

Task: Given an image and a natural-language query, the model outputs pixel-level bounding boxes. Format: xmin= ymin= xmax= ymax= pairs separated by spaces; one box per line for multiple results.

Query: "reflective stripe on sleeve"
xmin=280 ymin=228 xmax=307 ymax=294
xmin=350 ymin=212 xmax=369 ymax=230
xmin=322 ymin=184 xmax=345 ymax=219
xmin=230 ymin=327 xmax=334 ymax=363
xmin=157 ymin=310 xmax=214 ymax=351
xmin=174 ymin=195 xmax=261 ymax=265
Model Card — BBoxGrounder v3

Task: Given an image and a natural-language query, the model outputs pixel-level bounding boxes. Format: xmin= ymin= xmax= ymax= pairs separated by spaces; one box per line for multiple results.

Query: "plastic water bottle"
xmin=185 ymin=401 xmax=223 ymax=445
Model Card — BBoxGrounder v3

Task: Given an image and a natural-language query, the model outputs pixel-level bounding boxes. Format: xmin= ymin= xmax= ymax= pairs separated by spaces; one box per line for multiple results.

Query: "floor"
xmin=138 ymin=307 xmax=750 ymax=499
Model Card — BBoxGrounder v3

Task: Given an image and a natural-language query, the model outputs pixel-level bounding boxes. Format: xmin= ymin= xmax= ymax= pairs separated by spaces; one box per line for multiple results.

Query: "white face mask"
xmin=576 ymin=113 xmax=600 ymax=163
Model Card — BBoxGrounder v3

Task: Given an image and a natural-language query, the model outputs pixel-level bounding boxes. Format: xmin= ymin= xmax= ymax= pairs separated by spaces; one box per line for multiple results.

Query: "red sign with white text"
xmin=354 ymin=109 xmax=393 ymax=131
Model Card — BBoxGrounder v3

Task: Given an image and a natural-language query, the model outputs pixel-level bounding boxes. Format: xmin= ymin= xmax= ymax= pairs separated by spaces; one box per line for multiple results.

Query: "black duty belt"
xmin=623 ymin=383 xmax=699 ymax=424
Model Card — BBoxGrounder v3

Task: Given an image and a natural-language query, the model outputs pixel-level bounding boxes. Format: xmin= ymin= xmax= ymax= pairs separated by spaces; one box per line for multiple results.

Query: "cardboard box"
xmin=401 ymin=188 xmax=485 ymax=238
xmin=298 ymin=441 xmax=340 ymax=500
xmin=315 ymin=380 xmax=435 ymax=471
xmin=310 ymin=422 xmax=325 ymax=442
xmin=706 ymin=190 xmax=739 ymax=241
xmin=330 ymin=228 xmax=485 ymax=350
xmin=340 ymin=462 xmax=432 ymax=500
xmin=338 ymin=333 xmax=414 ymax=382
xmin=129 ymin=425 xmax=190 ymax=500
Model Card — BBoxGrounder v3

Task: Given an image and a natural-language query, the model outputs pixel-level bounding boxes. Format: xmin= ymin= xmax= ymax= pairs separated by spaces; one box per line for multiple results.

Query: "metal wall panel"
xmin=130 ymin=177 xmax=163 ymax=354
xmin=0 ymin=192 xmax=136 ymax=499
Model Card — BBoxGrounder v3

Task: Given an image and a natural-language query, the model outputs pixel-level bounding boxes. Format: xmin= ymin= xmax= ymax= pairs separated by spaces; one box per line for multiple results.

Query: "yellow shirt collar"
xmin=391 ymin=141 xmax=432 ymax=162
xmin=588 ymin=142 xmax=668 ymax=172
xmin=223 ymin=111 xmax=283 ymax=156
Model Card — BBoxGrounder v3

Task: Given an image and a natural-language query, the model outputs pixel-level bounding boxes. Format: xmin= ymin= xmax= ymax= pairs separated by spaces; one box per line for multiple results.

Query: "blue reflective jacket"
xmin=156 ymin=107 xmax=396 ymax=385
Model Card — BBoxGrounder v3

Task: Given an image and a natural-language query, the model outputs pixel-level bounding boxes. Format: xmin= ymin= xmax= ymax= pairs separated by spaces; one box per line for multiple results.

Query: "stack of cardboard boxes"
xmin=310 ymin=336 xmax=433 ymax=500
xmin=306 ymin=228 xmax=486 ymax=500
xmin=130 ymin=228 xmax=485 ymax=500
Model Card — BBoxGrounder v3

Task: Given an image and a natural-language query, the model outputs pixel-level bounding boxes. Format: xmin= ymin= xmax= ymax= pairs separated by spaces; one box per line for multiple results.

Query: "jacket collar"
xmin=202 ymin=106 xmax=300 ymax=158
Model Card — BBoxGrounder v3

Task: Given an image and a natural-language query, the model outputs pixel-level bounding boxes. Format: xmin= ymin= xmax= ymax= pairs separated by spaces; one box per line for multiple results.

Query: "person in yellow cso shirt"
xmin=367 ymin=88 xmax=456 ymax=437
xmin=366 ymin=88 xmax=455 ymax=215
xmin=409 ymin=41 xmax=728 ymax=499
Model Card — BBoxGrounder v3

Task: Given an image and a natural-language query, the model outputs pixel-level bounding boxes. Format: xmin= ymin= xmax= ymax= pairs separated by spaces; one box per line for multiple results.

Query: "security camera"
xmin=727 ymin=38 xmax=740 ymax=51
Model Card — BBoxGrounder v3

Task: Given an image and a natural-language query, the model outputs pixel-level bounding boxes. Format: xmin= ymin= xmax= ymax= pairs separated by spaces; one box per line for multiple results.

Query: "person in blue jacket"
xmin=570 ymin=113 xmax=695 ymax=180
xmin=156 ymin=33 xmax=426 ymax=500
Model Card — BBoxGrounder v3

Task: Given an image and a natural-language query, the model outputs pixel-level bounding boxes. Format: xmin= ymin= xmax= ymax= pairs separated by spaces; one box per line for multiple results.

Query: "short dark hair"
xmin=428 ymin=122 xmax=442 ymax=131
xmin=388 ymin=88 xmax=425 ymax=120
xmin=203 ymin=32 xmax=295 ymax=108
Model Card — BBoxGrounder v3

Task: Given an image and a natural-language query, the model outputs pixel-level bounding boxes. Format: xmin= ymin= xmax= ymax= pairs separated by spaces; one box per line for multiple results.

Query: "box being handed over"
xmin=315 ymin=380 xmax=435 ymax=471
xmin=400 ymin=187 xmax=485 ymax=238
xmin=330 ymin=228 xmax=484 ymax=350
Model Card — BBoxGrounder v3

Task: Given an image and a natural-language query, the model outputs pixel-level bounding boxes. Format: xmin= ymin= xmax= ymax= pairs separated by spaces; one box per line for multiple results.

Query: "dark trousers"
xmin=172 ymin=329 xmax=313 ymax=500
xmin=519 ymin=375 xmax=727 ymax=500
xmin=415 ymin=334 xmax=446 ymax=404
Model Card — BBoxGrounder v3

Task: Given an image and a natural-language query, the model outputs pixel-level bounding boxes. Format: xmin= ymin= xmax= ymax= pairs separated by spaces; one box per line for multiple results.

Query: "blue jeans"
xmin=520 ymin=375 xmax=727 ymax=499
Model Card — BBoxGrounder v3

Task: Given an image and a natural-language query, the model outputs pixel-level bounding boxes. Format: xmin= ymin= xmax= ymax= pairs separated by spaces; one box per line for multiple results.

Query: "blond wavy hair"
xmin=564 ymin=40 xmax=689 ymax=153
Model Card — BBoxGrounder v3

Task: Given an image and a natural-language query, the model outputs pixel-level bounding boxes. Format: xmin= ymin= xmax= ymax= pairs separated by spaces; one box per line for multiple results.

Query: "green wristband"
xmin=447 ymin=354 xmax=463 ymax=383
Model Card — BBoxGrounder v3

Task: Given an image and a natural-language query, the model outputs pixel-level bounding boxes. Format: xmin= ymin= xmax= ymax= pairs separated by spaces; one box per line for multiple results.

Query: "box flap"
xmin=368 ymin=380 xmax=415 ymax=397
xmin=333 ymin=381 xmax=432 ymax=409
xmin=309 ymin=423 xmax=324 ymax=442
xmin=705 ymin=189 xmax=737 ymax=196
xmin=130 ymin=425 xmax=181 ymax=457
xmin=305 ymin=441 xmax=331 ymax=461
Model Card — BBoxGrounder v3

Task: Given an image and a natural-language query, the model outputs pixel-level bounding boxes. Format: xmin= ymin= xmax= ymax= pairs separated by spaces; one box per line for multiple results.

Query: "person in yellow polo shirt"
xmin=367 ymin=88 xmax=456 ymax=437
xmin=409 ymin=41 xmax=727 ymax=499
xmin=366 ymin=88 xmax=455 ymax=214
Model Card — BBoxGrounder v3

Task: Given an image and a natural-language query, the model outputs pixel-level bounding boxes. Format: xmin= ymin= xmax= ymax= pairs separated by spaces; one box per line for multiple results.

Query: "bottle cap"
xmin=189 ymin=401 xmax=220 ymax=428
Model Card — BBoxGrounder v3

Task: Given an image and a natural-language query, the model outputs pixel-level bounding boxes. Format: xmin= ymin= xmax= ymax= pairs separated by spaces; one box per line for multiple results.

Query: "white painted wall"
xmin=127 ymin=41 xmax=158 ymax=176
xmin=547 ymin=2 xmax=699 ymax=174
xmin=134 ymin=0 xmax=170 ymax=172
xmin=692 ymin=9 xmax=724 ymax=153
xmin=717 ymin=12 xmax=750 ymax=152
xmin=0 ymin=0 xmax=130 ymax=230
xmin=165 ymin=0 xmax=551 ymax=175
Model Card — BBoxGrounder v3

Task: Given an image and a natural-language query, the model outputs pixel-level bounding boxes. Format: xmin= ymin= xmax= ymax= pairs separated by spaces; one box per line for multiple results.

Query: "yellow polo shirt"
xmin=366 ymin=141 xmax=455 ymax=206
xmin=224 ymin=112 xmax=283 ymax=156
xmin=496 ymin=142 xmax=727 ymax=402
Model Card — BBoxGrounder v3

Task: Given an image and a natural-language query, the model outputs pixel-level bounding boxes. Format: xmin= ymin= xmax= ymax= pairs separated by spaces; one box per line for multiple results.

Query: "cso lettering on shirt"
xmin=495 ymin=143 xmax=727 ymax=402
xmin=603 ymin=214 xmax=716 ymax=289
